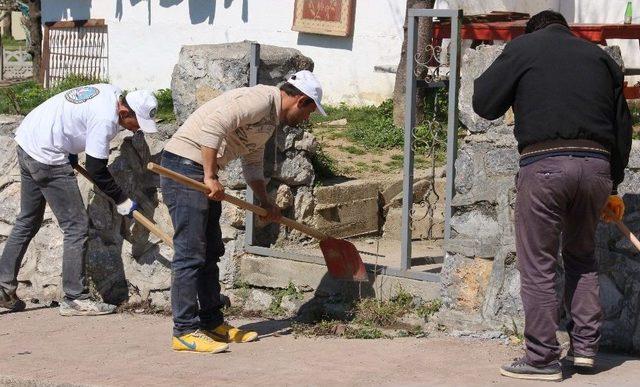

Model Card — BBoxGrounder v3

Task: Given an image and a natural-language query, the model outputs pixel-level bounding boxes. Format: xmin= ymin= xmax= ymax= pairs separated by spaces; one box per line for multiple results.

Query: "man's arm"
xmin=609 ymin=58 xmax=633 ymax=194
xmin=247 ymin=178 xmax=281 ymax=223
xmin=85 ymin=154 xmax=127 ymax=204
xmin=242 ymin=145 xmax=280 ymax=222
xmin=201 ymin=146 xmax=225 ymax=201
xmin=472 ymin=42 xmax=523 ymax=120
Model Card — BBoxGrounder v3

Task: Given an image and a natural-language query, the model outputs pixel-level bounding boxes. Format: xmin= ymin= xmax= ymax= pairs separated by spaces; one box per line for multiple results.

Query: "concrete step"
xmin=238 ymin=254 xmax=440 ymax=301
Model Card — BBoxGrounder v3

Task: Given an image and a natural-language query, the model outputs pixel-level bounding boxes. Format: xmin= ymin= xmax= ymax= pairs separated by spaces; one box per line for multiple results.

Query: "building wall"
xmin=41 ymin=0 xmax=407 ymax=105
xmin=41 ymin=1 xmax=640 ymax=104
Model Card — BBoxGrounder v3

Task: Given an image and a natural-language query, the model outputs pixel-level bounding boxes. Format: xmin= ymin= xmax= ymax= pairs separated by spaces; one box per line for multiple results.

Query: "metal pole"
xmin=244 ymin=42 xmax=260 ymax=248
xmin=400 ymin=14 xmax=418 ymax=271
xmin=0 ymin=35 xmax=3 ymax=81
xmin=444 ymin=10 xmax=462 ymax=241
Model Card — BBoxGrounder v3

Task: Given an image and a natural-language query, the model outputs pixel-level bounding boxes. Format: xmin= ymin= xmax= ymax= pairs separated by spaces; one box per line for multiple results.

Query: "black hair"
xmin=279 ymin=79 xmax=316 ymax=107
xmin=118 ymin=93 xmax=136 ymax=116
xmin=525 ymin=10 xmax=569 ymax=34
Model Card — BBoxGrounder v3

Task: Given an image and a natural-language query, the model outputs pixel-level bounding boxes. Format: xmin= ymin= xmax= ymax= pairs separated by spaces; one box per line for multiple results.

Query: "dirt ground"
xmin=1 ymin=306 xmax=639 ymax=386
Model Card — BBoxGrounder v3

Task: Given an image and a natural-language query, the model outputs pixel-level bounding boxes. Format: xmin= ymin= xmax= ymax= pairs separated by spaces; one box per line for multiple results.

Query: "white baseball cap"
xmin=286 ymin=70 xmax=327 ymax=116
xmin=125 ymin=90 xmax=158 ymax=133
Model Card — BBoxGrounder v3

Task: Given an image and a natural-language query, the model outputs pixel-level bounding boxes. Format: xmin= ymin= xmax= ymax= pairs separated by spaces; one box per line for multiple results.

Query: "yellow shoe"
xmin=204 ymin=323 xmax=258 ymax=343
xmin=172 ymin=330 xmax=229 ymax=353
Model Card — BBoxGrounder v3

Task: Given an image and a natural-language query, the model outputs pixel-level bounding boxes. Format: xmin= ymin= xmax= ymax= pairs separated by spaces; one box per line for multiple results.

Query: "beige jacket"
xmin=164 ymin=85 xmax=281 ymax=181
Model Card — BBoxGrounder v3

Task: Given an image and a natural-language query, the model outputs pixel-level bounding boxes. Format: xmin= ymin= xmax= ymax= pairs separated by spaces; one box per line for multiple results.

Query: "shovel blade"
xmin=319 ymin=238 xmax=368 ymax=282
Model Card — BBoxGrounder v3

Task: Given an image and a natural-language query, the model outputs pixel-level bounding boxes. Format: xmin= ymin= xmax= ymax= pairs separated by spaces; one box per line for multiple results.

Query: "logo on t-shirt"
xmin=65 ymin=86 xmax=100 ymax=104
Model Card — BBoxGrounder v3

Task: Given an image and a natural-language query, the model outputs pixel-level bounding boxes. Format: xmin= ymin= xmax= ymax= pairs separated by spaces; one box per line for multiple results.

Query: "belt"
xmin=520 ymin=139 xmax=609 ymax=159
xmin=162 ymin=151 xmax=203 ymax=168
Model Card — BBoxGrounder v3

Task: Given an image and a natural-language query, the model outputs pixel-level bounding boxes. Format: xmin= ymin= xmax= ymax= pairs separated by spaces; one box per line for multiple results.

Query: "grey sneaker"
xmin=59 ymin=298 xmax=116 ymax=316
xmin=500 ymin=358 xmax=562 ymax=382
xmin=0 ymin=287 xmax=25 ymax=312
xmin=565 ymin=350 xmax=595 ymax=368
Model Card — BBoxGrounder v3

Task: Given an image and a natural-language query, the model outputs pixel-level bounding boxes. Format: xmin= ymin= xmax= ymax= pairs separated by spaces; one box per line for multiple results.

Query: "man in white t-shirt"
xmin=0 ymin=84 xmax=158 ymax=316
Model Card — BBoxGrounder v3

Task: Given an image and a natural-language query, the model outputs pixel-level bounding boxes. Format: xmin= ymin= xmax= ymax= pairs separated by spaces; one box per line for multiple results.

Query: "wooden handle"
xmin=615 ymin=220 xmax=640 ymax=252
xmin=74 ymin=164 xmax=174 ymax=248
xmin=147 ymin=162 xmax=328 ymax=241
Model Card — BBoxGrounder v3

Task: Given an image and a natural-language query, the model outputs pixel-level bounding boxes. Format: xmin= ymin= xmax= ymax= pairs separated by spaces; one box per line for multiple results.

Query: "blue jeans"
xmin=160 ymin=151 xmax=225 ymax=336
xmin=0 ymin=146 xmax=89 ymax=300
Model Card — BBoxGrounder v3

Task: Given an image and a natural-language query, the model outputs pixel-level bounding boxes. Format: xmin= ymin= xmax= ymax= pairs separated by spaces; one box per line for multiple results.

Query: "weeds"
xmin=415 ymin=299 xmax=442 ymax=320
xmin=268 ymin=282 xmax=303 ymax=317
xmin=154 ymin=88 xmax=176 ymax=122
xmin=352 ymin=288 xmax=413 ymax=328
xmin=310 ymin=144 xmax=339 ymax=180
xmin=0 ymin=75 xmax=107 ymax=115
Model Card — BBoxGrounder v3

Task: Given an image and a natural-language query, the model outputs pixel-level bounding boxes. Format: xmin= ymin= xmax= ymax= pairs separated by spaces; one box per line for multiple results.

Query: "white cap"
xmin=286 ymin=70 xmax=327 ymax=116
xmin=125 ymin=90 xmax=158 ymax=133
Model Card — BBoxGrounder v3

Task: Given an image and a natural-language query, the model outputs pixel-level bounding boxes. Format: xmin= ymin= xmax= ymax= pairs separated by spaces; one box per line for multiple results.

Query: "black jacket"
xmin=473 ymin=24 xmax=633 ymax=192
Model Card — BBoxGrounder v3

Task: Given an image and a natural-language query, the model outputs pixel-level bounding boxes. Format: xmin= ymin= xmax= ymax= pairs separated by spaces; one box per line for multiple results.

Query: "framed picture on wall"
xmin=292 ymin=0 xmax=356 ymax=37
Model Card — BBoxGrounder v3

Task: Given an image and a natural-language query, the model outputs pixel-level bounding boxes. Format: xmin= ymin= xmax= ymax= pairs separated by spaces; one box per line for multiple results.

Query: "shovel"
xmin=73 ymin=164 xmax=174 ymax=248
xmin=147 ymin=162 xmax=368 ymax=282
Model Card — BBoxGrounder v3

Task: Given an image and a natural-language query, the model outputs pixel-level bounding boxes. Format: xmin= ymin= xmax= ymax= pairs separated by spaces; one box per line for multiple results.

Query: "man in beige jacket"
xmin=161 ymin=70 xmax=326 ymax=353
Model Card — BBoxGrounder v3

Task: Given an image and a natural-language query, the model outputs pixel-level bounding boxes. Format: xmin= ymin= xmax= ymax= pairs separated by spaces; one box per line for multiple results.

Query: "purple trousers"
xmin=515 ymin=155 xmax=611 ymax=366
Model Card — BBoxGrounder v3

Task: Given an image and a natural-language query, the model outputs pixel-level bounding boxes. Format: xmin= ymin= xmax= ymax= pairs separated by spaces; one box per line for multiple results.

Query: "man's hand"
xmin=205 ymin=177 xmax=225 ymax=201
xmin=602 ymin=195 xmax=625 ymax=223
xmin=260 ymin=202 xmax=281 ymax=223
xmin=116 ymin=198 xmax=138 ymax=218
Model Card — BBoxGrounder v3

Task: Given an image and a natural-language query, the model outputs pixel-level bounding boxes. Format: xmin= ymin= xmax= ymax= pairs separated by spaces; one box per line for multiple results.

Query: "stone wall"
xmin=441 ymin=44 xmax=640 ymax=352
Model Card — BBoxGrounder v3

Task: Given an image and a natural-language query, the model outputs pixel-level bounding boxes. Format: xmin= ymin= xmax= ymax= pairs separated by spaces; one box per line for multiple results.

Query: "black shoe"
xmin=565 ymin=350 xmax=595 ymax=368
xmin=0 ymin=287 xmax=26 ymax=312
xmin=500 ymin=358 xmax=562 ymax=382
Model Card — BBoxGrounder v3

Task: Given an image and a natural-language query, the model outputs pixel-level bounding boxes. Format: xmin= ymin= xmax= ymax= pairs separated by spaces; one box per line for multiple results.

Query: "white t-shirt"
xmin=15 ymin=83 xmax=122 ymax=165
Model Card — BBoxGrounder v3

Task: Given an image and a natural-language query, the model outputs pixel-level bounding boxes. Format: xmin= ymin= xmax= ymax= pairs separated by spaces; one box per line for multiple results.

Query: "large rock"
xmin=171 ymin=42 xmax=314 ymax=125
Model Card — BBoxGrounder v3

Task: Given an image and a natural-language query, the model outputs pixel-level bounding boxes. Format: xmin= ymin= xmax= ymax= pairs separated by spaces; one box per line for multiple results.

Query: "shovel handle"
xmin=614 ymin=219 xmax=640 ymax=253
xmin=74 ymin=165 xmax=174 ymax=248
xmin=147 ymin=162 xmax=328 ymax=241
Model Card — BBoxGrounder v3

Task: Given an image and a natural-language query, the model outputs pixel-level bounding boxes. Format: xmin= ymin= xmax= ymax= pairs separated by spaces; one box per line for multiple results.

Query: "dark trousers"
xmin=515 ymin=155 xmax=611 ymax=366
xmin=0 ymin=146 xmax=89 ymax=300
xmin=160 ymin=152 xmax=225 ymax=337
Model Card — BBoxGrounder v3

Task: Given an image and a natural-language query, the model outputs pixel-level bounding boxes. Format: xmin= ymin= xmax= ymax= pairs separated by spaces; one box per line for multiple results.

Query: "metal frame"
xmin=242 ymin=11 xmax=462 ymax=282
xmin=400 ymin=8 xmax=462 ymax=271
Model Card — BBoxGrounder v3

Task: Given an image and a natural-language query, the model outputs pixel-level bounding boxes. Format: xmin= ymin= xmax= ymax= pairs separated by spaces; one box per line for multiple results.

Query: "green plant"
xmin=310 ymin=144 xmax=338 ymax=180
xmin=352 ymin=291 xmax=413 ymax=328
xmin=154 ymin=88 xmax=176 ymax=122
xmin=416 ymin=299 xmax=442 ymax=320
xmin=0 ymin=74 xmax=106 ymax=115
xmin=268 ymin=282 xmax=303 ymax=317
xmin=344 ymin=326 xmax=384 ymax=339
xmin=1 ymin=35 xmax=26 ymax=50
xmin=339 ymin=144 xmax=366 ymax=155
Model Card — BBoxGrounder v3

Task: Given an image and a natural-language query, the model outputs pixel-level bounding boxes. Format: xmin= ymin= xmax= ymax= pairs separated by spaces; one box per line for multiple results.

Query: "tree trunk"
xmin=22 ymin=0 xmax=42 ymax=83
xmin=392 ymin=0 xmax=435 ymax=128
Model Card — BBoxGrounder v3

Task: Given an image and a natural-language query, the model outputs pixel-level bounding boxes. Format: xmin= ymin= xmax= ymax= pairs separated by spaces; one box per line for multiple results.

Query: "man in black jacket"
xmin=0 ymin=84 xmax=157 ymax=316
xmin=473 ymin=10 xmax=632 ymax=381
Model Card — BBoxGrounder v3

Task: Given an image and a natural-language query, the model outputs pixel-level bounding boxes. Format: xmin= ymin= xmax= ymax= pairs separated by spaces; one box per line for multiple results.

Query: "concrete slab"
xmin=237 ymin=254 xmax=441 ymax=301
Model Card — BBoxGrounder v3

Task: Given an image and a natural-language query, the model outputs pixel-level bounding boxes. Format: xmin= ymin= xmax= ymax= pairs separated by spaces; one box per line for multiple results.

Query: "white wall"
xmin=41 ymin=0 xmax=407 ymax=106
xmin=41 ymin=1 xmax=640 ymax=105
xmin=435 ymin=0 xmax=559 ymax=14
xmin=561 ymin=0 xmax=640 ymax=70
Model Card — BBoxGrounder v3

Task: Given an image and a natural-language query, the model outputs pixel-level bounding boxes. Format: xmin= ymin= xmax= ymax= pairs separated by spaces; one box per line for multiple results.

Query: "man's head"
xmin=279 ymin=70 xmax=326 ymax=127
xmin=525 ymin=10 xmax=569 ymax=34
xmin=117 ymin=90 xmax=158 ymax=133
